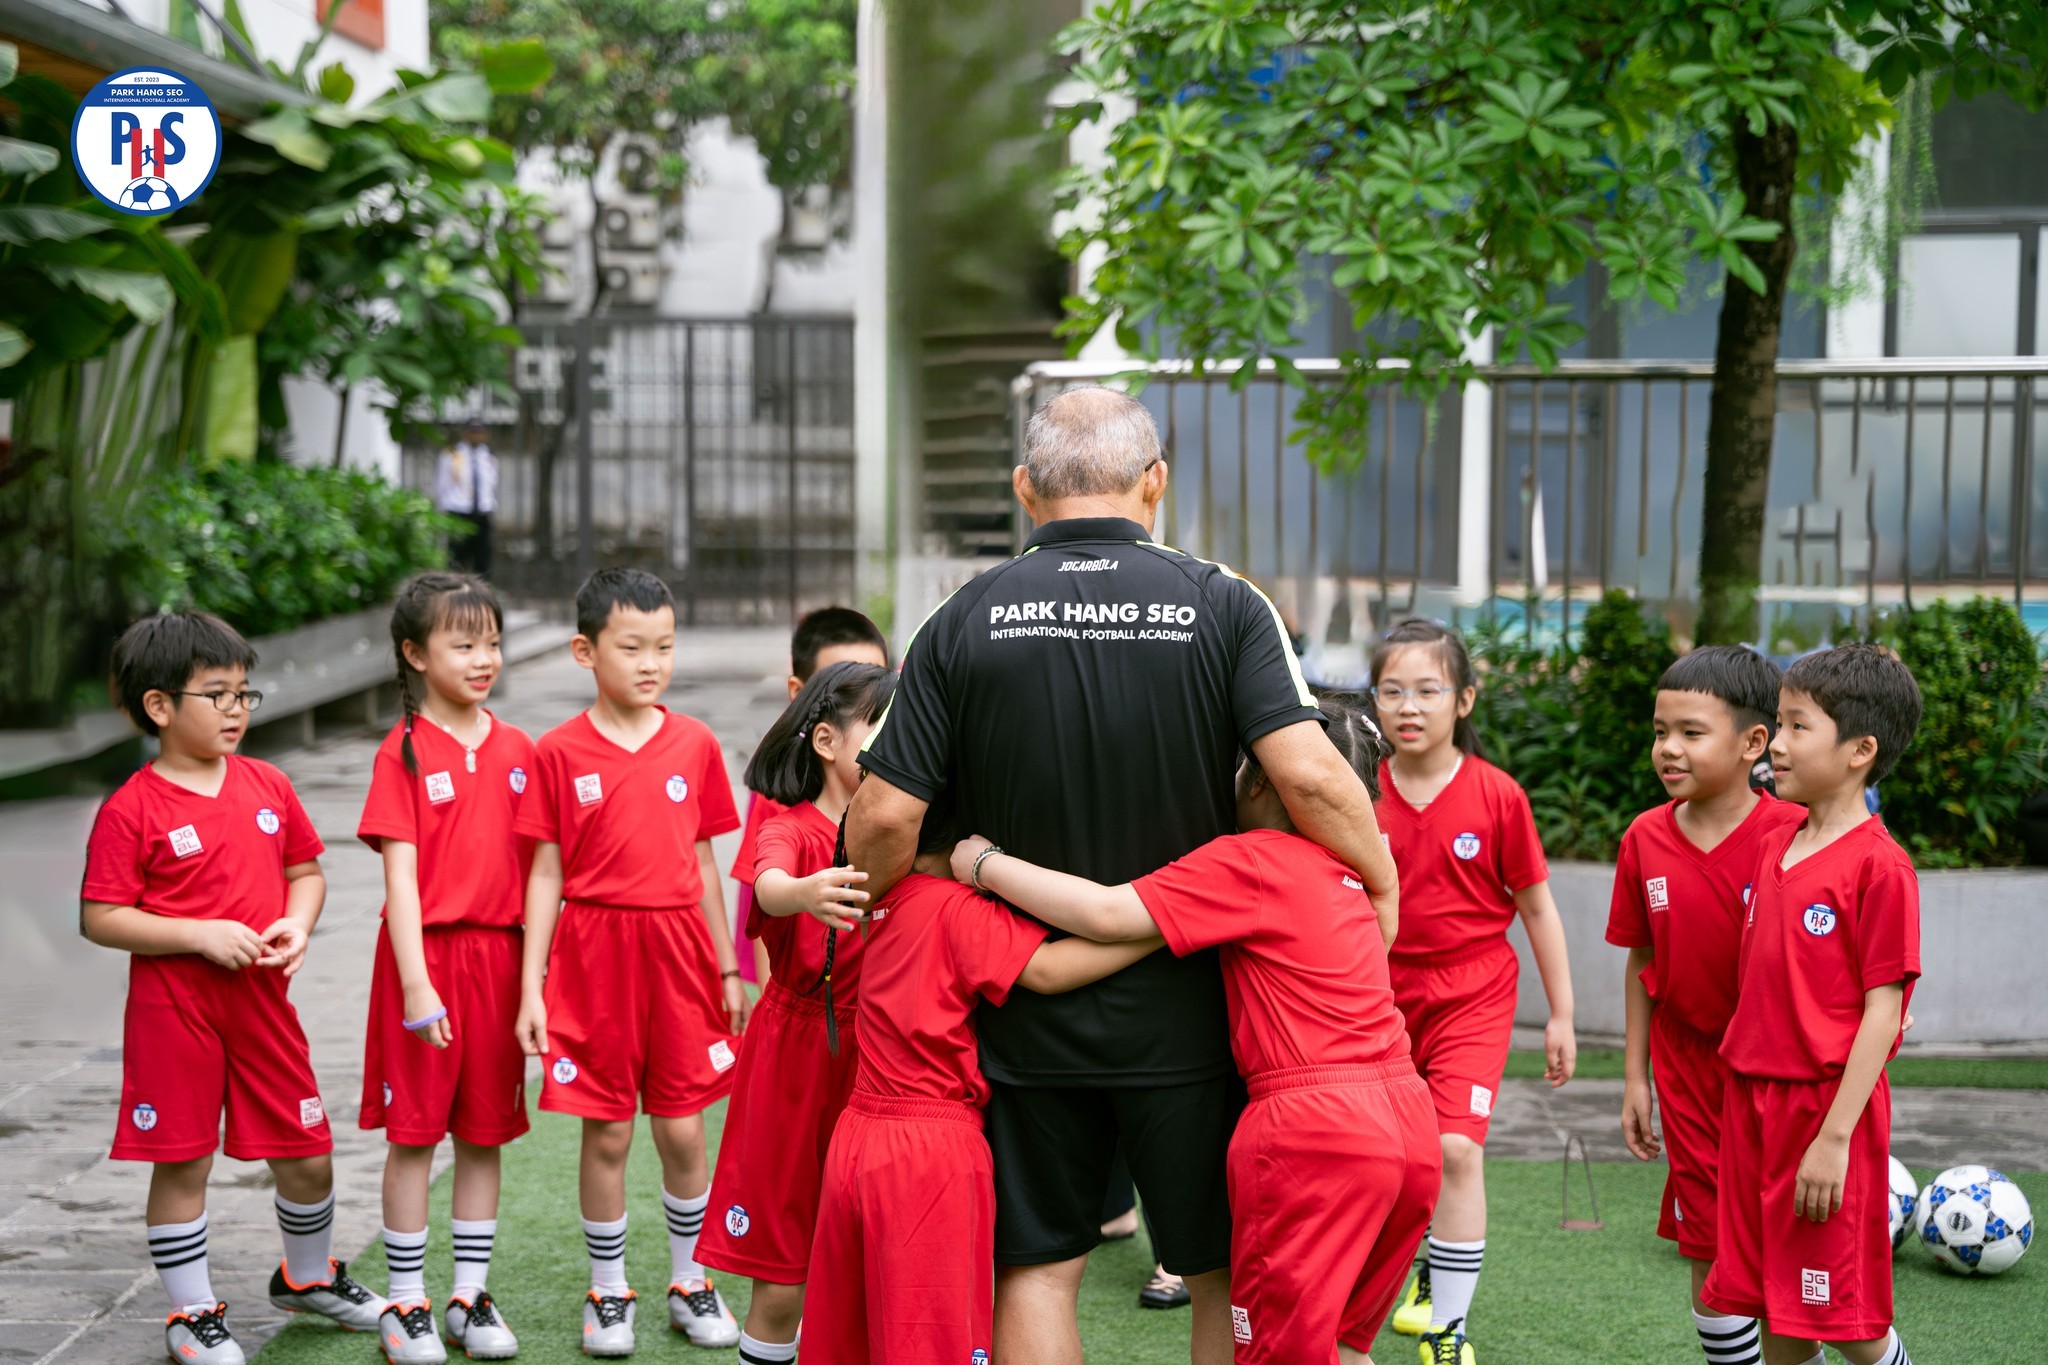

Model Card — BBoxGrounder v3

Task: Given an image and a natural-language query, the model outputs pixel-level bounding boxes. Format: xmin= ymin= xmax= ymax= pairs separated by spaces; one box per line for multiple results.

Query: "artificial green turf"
xmin=1504 ymin=1048 xmax=2048 ymax=1090
xmin=258 ymin=1108 xmax=2045 ymax=1363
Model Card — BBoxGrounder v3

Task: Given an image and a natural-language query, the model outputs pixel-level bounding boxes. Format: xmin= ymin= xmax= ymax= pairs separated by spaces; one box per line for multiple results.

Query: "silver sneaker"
xmin=378 ymin=1300 xmax=447 ymax=1364
xmin=446 ymin=1291 xmax=519 ymax=1360
xmin=666 ymin=1279 xmax=739 ymax=1348
xmin=165 ymin=1302 xmax=246 ymax=1365
xmin=269 ymin=1257 xmax=389 ymax=1331
xmin=580 ymin=1290 xmax=636 ymax=1358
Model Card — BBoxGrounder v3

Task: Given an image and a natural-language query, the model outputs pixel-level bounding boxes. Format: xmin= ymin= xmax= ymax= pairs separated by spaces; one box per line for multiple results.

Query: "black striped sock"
xmin=1878 ymin=1329 xmax=1911 ymax=1365
xmin=663 ymin=1187 xmax=708 ymax=1284
xmin=383 ymin=1225 xmax=428 ymax=1301
xmin=1691 ymin=1311 xmax=1761 ymax=1365
xmin=149 ymin=1214 xmax=213 ymax=1310
xmin=738 ymin=1331 xmax=798 ymax=1364
xmin=583 ymin=1215 xmax=628 ymax=1293
xmin=275 ymin=1194 xmax=335 ymax=1285
xmin=451 ymin=1217 xmax=496 ymax=1297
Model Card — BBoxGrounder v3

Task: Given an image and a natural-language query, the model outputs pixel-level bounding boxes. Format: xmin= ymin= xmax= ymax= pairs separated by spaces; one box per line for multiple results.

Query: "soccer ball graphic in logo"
xmin=1886 ymin=1156 xmax=1918 ymax=1252
xmin=1917 ymin=1164 xmax=2033 ymax=1274
xmin=120 ymin=176 xmax=179 ymax=212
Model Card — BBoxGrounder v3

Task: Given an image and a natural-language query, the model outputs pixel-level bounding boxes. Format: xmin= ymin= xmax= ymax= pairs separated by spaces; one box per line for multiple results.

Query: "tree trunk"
xmin=329 ymin=380 xmax=352 ymax=468
xmin=1697 ymin=120 xmax=1799 ymax=645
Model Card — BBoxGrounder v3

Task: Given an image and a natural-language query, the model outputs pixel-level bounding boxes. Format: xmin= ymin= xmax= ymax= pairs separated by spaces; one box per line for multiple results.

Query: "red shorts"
xmin=1228 ymin=1063 xmax=1441 ymax=1362
xmin=1704 ymin=1072 xmax=1894 ymax=1341
xmin=1390 ymin=941 xmax=1518 ymax=1143
xmin=803 ymin=1091 xmax=994 ymax=1365
xmin=1651 ymin=1013 xmax=1731 ymax=1260
xmin=359 ymin=924 xmax=530 ymax=1147
xmin=539 ymin=903 xmax=738 ymax=1121
xmin=112 ymin=956 xmax=333 ymax=1163
xmin=696 ymin=981 xmax=860 ymax=1283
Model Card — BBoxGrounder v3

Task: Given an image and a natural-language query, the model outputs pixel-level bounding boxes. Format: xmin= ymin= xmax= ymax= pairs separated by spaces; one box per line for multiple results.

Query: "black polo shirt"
xmin=860 ymin=516 xmax=1321 ymax=1085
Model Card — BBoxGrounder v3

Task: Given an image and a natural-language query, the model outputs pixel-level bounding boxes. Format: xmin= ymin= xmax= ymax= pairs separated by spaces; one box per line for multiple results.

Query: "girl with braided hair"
xmin=356 ymin=571 xmax=535 ymax=1360
xmin=694 ymin=661 xmax=894 ymax=1363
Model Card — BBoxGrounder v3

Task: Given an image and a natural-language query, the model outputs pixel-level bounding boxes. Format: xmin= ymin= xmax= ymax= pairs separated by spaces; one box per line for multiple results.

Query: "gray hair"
xmin=1021 ymin=386 xmax=1163 ymax=501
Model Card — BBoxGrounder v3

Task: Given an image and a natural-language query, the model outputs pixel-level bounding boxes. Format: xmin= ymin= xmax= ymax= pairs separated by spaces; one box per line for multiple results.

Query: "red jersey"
xmin=356 ymin=714 xmax=538 ymax=928
xmin=1719 ymin=817 xmax=1920 ymax=1081
xmin=732 ymin=793 xmax=787 ymax=887
xmin=851 ymin=873 xmax=1046 ymax=1107
xmin=747 ymin=801 xmax=866 ymax=996
xmin=1605 ymin=794 xmax=1808 ymax=1039
xmin=1375 ymin=755 xmax=1548 ymax=960
xmin=82 ymin=757 xmax=324 ymax=930
xmin=1134 ymin=829 xmax=1411 ymax=1078
xmin=514 ymin=707 xmax=740 ymax=909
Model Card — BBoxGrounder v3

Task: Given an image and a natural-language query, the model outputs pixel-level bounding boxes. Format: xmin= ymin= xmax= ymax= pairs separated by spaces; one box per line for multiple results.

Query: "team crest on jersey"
xmin=1231 ymin=1305 xmax=1252 ymax=1343
xmin=972 ymin=1351 xmax=991 ymax=1365
xmin=666 ymin=774 xmax=688 ymax=803
xmin=1452 ymin=832 xmax=1481 ymax=860
xmin=1802 ymin=903 xmax=1838 ymax=937
xmin=1645 ymin=876 xmax=1668 ymax=910
xmin=425 ymin=771 xmax=456 ymax=805
xmin=575 ymin=774 xmax=603 ymax=806
xmin=708 ymin=1040 xmax=736 ymax=1072
xmin=382 ymin=1082 xmax=393 ymax=1107
xmin=299 ymin=1097 xmax=325 ymax=1128
xmin=725 ymin=1205 xmax=750 ymax=1238
xmin=255 ymin=807 xmax=280 ymax=836
xmin=168 ymin=824 xmax=202 ymax=858
xmin=1742 ymin=882 xmax=1753 ymax=906
xmin=1469 ymin=1084 xmax=1493 ymax=1117
xmin=509 ymin=766 xmax=528 ymax=794
xmin=552 ymin=1057 xmax=579 ymax=1084
xmin=131 ymin=1102 xmax=158 ymax=1131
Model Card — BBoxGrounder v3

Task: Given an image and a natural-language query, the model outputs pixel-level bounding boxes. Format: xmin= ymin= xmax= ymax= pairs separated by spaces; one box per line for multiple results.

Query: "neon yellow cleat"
xmin=1389 ymin=1264 xmax=1432 ymax=1336
xmin=1419 ymin=1319 xmax=1475 ymax=1365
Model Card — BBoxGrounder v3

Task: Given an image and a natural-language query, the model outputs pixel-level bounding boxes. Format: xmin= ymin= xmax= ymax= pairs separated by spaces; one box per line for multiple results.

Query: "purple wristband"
xmin=403 ymin=1006 xmax=448 ymax=1032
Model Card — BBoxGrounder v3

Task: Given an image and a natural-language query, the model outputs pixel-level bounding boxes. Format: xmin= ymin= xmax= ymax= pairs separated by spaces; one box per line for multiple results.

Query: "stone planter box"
xmin=1512 ymin=861 xmax=2048 ymax=1050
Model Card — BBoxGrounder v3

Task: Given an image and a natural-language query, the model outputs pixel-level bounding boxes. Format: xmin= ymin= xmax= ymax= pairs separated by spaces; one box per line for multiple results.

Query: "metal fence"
xmin=405 ymin=316 xmax=857 ymax=624
xmin=1015 ymin=357 xmax=2048 ymax=643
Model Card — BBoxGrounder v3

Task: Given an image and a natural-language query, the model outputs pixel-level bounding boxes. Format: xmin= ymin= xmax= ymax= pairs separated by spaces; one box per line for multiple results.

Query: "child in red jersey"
xmin=803 ymin=824 xmax=1161 ymax=1365
xmin=81 ymin=613 xmax=389 ymax=1365
xmin=695 ymin=661 xmax=896 ymax=1364
xmin=513 ymin=568 xmax=747 ymax=1356
xmin=1705 ymin=645 xmax=1924 ymax=1365
xmin=730 ymin=609 xmax=890 ymax=987
xmin=1608 ymin=646 xmax=1806 ymax=1365
xmin=356 ymin=573 xmax=535 ymax=1362
xmin=1370 ymin=620 xmax=1575 ymax=1365
xmin=953 ymin=692 xmax=1438 ymax=1365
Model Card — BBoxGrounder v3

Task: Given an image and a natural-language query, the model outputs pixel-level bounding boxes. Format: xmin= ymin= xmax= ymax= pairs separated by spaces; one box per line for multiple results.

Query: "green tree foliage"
xmin=1057 ymin=1 xmax=2048 ymax=642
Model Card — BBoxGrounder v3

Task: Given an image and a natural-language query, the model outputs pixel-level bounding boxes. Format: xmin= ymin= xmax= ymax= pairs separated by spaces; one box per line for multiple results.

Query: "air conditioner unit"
xmin=616 ymin=138 xmax=660 ymax=195
xmin=535 ymin=253 xmax=576 ymax=304
xmin=601 ymin=198 xmax=661 ymax=250
xmin=539 ymin=214 xmax=576 ymax=250
xmin=599 ymin=255 xmax=663 ymax=306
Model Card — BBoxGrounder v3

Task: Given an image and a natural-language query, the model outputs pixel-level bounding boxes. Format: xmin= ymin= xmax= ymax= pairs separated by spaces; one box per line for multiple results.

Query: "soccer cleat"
xmin=1391 ymin=1263 xmax=1432 ymax=1335
xmin=581 ymin=1290 xmax=636 ymax=1358
xmin=445 ymin=1291 xmax=519 ymax=1360
xmin=165 ymin=1302 xmax=246 ymax=1364
xmin=270 ymin=1257 xmax=389 ymax=1331
xmin=378 ymin=1300 xmax=447 ymax=1364
xmin=1419 ymin=1318 xmax=1476 ymax=1365
xmin=666 ymin=1278 xmax=740 ymax=1347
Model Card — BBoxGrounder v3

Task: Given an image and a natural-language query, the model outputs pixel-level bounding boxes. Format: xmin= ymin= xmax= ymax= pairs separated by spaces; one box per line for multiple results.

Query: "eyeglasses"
xmin=1373 ymin=684 xmax=1454 ymax=712
xmin=172 ymin=689 xmax=265 ymax=714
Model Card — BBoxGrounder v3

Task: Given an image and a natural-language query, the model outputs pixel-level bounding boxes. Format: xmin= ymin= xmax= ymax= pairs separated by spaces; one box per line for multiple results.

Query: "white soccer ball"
xmin=1887 ymin=1156 xmax=1918 ymax=1253
xmin=1918 ymin=1165 xmax=2034 ymax=1275
xmin=120 ymin=176 xmax=178 ymax=212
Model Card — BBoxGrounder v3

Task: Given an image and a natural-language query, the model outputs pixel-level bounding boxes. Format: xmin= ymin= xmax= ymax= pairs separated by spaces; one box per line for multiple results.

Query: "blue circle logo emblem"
xmin=255 ymin=807 xmax=280 ymax=835
xmin=552 ymin=1057 xmax=578 ymax=1085
xmin=509 ymin=766 xmax=528 ymax=794
xmin=70 ymin=68 xmax=221 ymax=216
xmin=666 ymin=775 xmax=688 ymax=803
xmin=1803 ymin=903 xmax=1838 ymax=937
xmin=725 ymin=1204 xmax=750 ymax=1237
xmin=1452 ymin=832 xmax=1481 ymax=860
xmin=131 ymin=1102 xmax=158 ymax=1131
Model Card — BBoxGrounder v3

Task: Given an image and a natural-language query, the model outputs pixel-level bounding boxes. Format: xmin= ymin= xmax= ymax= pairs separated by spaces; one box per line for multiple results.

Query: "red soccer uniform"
xmin=696 ymin=801 xmax=864 ymax=1284
xmin=356 ymin=715 xmax=538 ymax=1146
xmin=730 ymin=792 xmax=787 ymax=985
xmin=1706 ymin=817 xmax=1920 ymax=1339
xmin=82 ymin=758 xmax=333 ymax=1163
xmin=515 ymin=707 xmax=743 ymax=1120
xmin=1376 ymin=755 xmax=1548 ymax=1142
xmin=1134 ymin=830 xmax=1440 ymax=1361
xmin=803 ymin=874 xmax=1046 ymax=1364
xmin=1605 ymin=793 xmax=1807 ymax=1258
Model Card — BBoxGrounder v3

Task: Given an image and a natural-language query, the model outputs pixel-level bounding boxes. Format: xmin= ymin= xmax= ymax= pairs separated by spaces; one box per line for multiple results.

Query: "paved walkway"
xmin=0 ymin=631 xmax=793 ymax=1365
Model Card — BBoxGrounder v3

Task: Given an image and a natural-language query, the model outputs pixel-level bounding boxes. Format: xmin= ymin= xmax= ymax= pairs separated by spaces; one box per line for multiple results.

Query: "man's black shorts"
xmin=984 ymin=1074 xmax=1245 ymax=1276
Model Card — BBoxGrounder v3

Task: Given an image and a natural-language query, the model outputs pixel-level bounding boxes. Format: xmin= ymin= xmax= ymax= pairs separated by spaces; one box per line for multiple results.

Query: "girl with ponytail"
xmin=693 ymin=661 xmax=895 ymax=1361
xmin=356 ymin=571 xmax=536 ymax=1359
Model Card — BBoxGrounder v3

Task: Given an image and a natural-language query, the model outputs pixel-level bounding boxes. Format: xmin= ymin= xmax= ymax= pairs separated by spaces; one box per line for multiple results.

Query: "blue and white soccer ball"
xmin=1918 ymin=1165 xmax=2033 ymax=1275
xmin=1887 ymin=1156 xmax=1918 ymax=1253
xmin=120 ymin=176 xmax=178 ymax=212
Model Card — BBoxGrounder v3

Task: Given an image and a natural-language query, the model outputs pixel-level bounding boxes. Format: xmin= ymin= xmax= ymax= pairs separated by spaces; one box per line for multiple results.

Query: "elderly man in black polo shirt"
xmin=847 ymin=385 xmax=1398 ymax=1364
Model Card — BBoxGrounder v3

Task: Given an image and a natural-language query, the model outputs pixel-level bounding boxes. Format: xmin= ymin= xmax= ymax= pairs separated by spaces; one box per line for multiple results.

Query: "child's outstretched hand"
xmin=1620 ymin=1079 xmax=1660 ymax=1161
xmin=795 ymin=866 xmax=869 ymax=931
xmin=190 ymin=919 xmax=264 ymax=971
xmin=1545 ymin=1015 xmax=1577 ymax=1087
xmin=255 ymin=920 xmax=308 ymax=976
xmin=515 ymin=992 xmax=548 ymax=1057
xmin=404 ymin=982 xmax=453 ymax=1050
xmin=951 ymin=835 xmax=994 ymax=888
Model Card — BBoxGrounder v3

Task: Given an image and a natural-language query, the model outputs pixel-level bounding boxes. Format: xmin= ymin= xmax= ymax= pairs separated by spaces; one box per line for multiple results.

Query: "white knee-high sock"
xmin=149 ymin=1215 xmax=214 ymax=1311
xmin=274 ymin=1193 xmax=335 ymax=1285
xmin=451 ymin=1218 xmax=496 ymax=1298
xmin=583 ymin=1214 xmax=629 ymax=1294
xmin=1692 ymin=1310 xmax=1760 ymax=1365
xmin=738 ymin=1332 xmax=798 ymax=1364
xmin=382 ymin=1225 xmax=428 ymax=1301
xmin=1876 ymin=1327 xmax=1912 ymax=1365
xmin=1426 ymin=1236 xmax=1483 ymax=1331
xmin=663 ymin=1187 xmax=708 ymax=1285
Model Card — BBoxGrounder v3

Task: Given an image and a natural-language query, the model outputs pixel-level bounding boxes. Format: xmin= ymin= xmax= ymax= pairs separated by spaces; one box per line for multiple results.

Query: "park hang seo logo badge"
xmin=1803 ymin=903 xmax=1838 ymax=937
xmin=131 ymin=1102 xmax=158 ymax=1131
xmin=382 ymin=1082 xmax=393 ymax=1107
xmin=509 ymin=765 xmax=528 ymax=794
xmin=1452 ymin=832 xmax=1482 ymax=861
xmin=666 ymin=774 xmax=689 ymax=803
xmin=255 ymin=807 xmax=280 ymax=835
xmin=552 ymin=1057 xmax=578 ymax=1085
xmin=70 ymin=68 xmax=221 ymax=216
xmin=972 ymin=1351 xmax=991 ymax=1365
xmin=725 ymin=1205 xmax=750 ymax=1238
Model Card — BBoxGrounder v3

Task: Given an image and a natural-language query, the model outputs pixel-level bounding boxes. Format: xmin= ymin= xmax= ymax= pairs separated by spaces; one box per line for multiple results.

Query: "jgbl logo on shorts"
xmin=1342 ymin=875 xmax=1364 ymax=891
xmin=1803 ymin=903 xmax=1838 ymax=937
xmin=1469 ymin=1085 xmax=1493 ymax=1117
xmin=425 ymin=772 xmax=456 ymax=805
xmin=255 ymin=807 xmax=280 ymax=835
xmin=575 ymin=774 xmax=603 ymax=806
xmin=665 ymin=775 xmax=688 ymax=803
xmin=1452 ymin=832 xmax=1482 ymax=860
xmin=169 ymin=824 xmax=202 ymax=858
xmin=299 ymin=1097 xmax=325 ymax=1128
xmin=708 ymin=1040 xmax=736 ymax=1072
xmin=553 ymin=1057 xmax=579 ymax=1085
xmin=1801 ymin=1268 xmax=1830 ymax=1304
xmin=1231 ymin=1305 xmax=1252 ymax=1343
xmin=132 ymin=1102 xmax=158 ymax=1131
xmin=725 ymin=1205 xmax=750 ymax=1238
xmin=1646 ymin=876 xmax=1669 ymax=910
